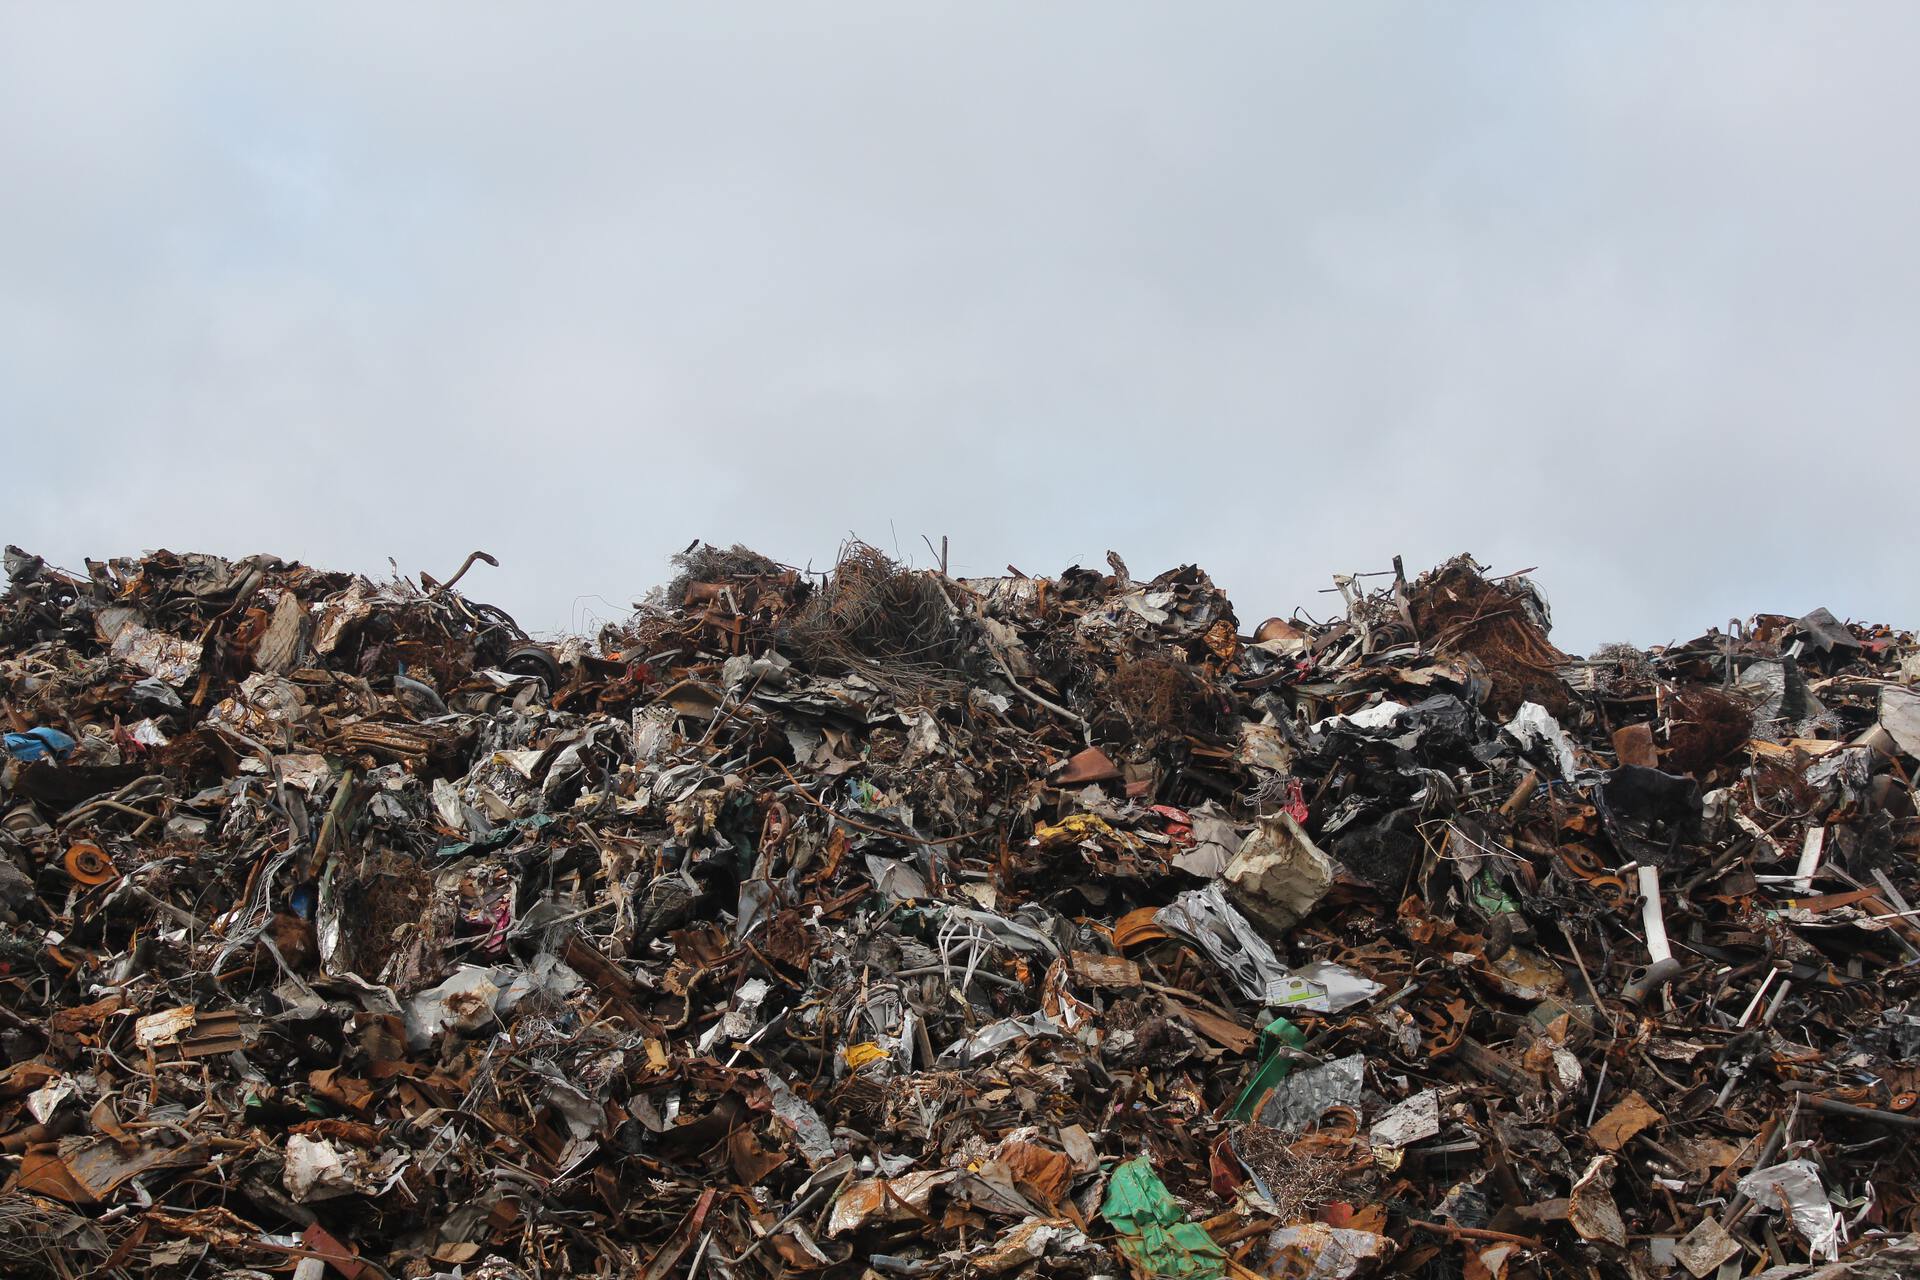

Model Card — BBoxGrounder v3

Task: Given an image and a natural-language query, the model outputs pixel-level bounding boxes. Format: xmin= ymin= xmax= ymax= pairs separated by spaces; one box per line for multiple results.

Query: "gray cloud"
xmin=5 ymin=4 xmax=1918 ymax=650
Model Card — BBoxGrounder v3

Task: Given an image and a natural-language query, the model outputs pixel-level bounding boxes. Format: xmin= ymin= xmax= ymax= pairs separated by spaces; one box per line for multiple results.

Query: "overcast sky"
xmin=4 ymin=6 xmax=1917 ymax=653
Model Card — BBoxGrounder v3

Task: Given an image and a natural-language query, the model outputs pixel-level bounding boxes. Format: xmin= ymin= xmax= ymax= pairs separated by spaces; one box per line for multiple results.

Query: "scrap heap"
xmin=2 ymin=540 xmax=1919 ymax=1280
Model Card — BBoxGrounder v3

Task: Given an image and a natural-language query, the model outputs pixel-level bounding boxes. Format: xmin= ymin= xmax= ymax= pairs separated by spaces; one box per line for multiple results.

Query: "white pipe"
xmin=1737 ymin=968 xmax=1778 ymax=1027
xmin=1793 ymin=827 xmax=1826 ymax=894
xmin=1638 ymin=865 xmax=1671 ymax=963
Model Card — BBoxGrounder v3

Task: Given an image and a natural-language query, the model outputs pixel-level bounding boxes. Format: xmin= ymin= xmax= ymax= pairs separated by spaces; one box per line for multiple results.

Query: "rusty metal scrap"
xmin=1 ymin=540 xmax=1919 ymax=1277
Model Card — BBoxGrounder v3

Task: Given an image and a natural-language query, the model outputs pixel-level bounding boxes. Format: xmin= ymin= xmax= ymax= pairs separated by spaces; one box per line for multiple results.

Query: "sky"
xmin=4 ymin=5 xmax=1918 ymax=654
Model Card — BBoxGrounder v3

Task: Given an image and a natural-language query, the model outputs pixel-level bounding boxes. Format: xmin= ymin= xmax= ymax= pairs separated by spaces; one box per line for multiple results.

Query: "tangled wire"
xmin=0 ymin=1192 xmax=114 ymax=1278
xmin=787 ymin=543 xmax=970 ymax=698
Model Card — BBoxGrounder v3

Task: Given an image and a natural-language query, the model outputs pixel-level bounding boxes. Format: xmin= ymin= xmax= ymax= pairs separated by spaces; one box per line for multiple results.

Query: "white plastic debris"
xmin=1171 ymin=804 xmax=1243 ymax=878
xmin=969 ymin=1216 xmax=1095 ymax=1274
xmin=1568 ymin=1154 xmax=1627 ymax=1248
xmin=865 ymin=855 xmax=930 ymax=901
xmin=1266 ymin=1222 xmax=1395 ymax=1279
xmin=134 ymin=1005 xmax=199 ymax=1050
xmin=1274 ymin=960 xmax=1385 ymax=1014
xmin=938 ymin=1013 xmax=1063 ymax=1067
xmin=766 ymin=1071 xmax=840 ymax=1167
xmin=1222 ymin=811 xmax=1335 ymax=937
xmin=404 ymin=967 xmax=503 ymax=1048
xmin=27 ymin=1074 xmax=76 ymax=1125
xmin=282 ymin=1134 xmax=409 ymax=1203
xmin=1881 ymin=685 xmax=1920 ymax=756
xmin=1738 ymin=1159 xmax=1840 ymax=1262
xmin=1369 ymin=1089 xmax=1441 ymax=1150
xmin=1505 ymin=701 xmax=1580 ymax=780
xmin=1311 ymin=700 xmax=1409 ymax=734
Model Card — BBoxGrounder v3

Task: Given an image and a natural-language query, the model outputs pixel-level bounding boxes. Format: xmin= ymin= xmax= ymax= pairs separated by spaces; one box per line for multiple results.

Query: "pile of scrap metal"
xmin=2 ymin=538 xmax=1919 ymax=1280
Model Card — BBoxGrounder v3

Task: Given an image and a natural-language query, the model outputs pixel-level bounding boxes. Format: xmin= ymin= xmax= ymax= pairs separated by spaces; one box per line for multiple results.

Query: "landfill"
xmin=2 ymin=539 xmax=1919 ymax=1280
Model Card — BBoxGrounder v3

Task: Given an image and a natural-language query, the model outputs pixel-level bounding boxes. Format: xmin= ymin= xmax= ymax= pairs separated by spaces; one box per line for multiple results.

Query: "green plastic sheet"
xmin=1228 ymin=1014 xmax=1306 ymax=1121
xmin=1100 ymin=1156 xmax=1229 ymax=1279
